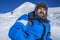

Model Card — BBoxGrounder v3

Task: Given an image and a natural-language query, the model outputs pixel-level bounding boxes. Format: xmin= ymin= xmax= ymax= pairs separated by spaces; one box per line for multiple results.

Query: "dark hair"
xmin=28 ymin=2 xmax=48 ymax=26
xmin=35 ymin=2 xmax=48 ymax=16
xmin=35 ymin=2 xmax=48 ymax=10
xmin=28 ymin=11 xmax=35 ymax=26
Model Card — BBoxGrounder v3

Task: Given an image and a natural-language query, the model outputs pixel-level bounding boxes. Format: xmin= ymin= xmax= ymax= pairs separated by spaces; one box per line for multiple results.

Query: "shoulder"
xmin=17 ymin=20 xmax=28 ymax=26
xmin=47 ymin=20 xmax=50 ymax=24
xmin=17 ymin=14 xmax=28 ymax=21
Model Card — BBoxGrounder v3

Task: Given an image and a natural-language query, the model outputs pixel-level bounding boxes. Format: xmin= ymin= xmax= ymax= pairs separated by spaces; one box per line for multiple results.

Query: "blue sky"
xmin=0 ymin=0 xmax=60 ymax=13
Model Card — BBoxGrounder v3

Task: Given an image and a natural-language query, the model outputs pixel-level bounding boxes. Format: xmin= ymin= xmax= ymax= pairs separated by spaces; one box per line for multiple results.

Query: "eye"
xmin=39 ymin=7 xmax=42 ymax=9
xmin=43 ymin=8 xmax=46 ymax=11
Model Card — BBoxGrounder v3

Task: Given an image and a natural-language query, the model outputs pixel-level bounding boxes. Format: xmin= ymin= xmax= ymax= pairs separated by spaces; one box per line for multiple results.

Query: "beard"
xmin=36 ymin=12 xmax=48 ymax=22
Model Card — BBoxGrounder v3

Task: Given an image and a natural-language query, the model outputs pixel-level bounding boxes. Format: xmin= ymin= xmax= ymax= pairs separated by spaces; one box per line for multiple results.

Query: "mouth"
xmin=38 ymin=13 xmax=44 ymax=17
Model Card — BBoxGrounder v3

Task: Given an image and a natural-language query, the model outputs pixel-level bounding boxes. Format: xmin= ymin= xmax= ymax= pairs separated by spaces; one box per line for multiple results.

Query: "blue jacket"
xmin=8 ymin=14 xmax=51 ymax=40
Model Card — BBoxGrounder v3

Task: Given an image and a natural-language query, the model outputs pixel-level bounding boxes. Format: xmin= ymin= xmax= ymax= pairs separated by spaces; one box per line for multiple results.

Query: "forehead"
xmin=38 ymin=7 xmax=46 ymax=9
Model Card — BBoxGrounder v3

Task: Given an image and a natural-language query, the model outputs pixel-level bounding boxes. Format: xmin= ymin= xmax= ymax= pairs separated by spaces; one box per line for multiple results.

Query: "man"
xmin=8 ymin=2 xmax=51 ymax=40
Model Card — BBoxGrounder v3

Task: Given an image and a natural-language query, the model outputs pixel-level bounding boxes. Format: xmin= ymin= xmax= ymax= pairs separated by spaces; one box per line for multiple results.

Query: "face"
xmin=36 ymin=7 xmax=47 ymax=17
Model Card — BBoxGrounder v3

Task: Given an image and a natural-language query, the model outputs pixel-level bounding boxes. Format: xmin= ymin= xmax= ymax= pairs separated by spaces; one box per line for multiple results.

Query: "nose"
xmin=40 ymin=8 xmax=43 ymax=11
xmin=38 ymin=9 xmax=42 ymax=12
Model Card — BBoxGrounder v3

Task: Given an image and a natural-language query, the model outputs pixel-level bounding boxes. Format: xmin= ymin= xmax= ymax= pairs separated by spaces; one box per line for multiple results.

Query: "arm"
xmin=8 ymin=21 xmax=27 ymax=40
xmin=46 ymin=22 xmax=52 ymax=40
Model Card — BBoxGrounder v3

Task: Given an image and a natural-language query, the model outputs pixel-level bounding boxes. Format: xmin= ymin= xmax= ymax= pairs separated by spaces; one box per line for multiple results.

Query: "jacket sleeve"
xmin=46 ymin=23 xmax=52 ymax=40
xmin=8 ymin=21 xmax=27 ymax=40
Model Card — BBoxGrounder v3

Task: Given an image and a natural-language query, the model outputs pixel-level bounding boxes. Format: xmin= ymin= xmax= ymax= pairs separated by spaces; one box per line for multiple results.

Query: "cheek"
xmin=38 ymin=10 xmax=41 ymax=12
xmin=37 ymin=9 xmax=41 ymax=13
xmin=43 ymin=11 xmax=46 ymax=15
xmin=43 ymin=11 xmax=46 ymax=14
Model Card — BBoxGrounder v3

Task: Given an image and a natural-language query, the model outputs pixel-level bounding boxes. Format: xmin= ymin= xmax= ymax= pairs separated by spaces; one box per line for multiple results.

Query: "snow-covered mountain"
xmin=0 ymin=2 xmax=60 ymax=40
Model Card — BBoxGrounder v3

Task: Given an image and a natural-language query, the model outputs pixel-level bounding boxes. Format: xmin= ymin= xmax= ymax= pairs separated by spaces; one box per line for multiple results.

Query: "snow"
xmin=0 ymin=2 xmax=60 ymax=40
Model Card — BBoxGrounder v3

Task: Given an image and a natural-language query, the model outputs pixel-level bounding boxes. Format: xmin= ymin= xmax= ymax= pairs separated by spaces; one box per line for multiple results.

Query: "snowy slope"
xmin=0 ymin=2 xmax=60 ymax=40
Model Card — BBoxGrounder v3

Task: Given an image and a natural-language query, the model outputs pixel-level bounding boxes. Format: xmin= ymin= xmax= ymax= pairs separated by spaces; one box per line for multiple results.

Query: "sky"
xmin=0 ymin=0 xmax=60 ymax=13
